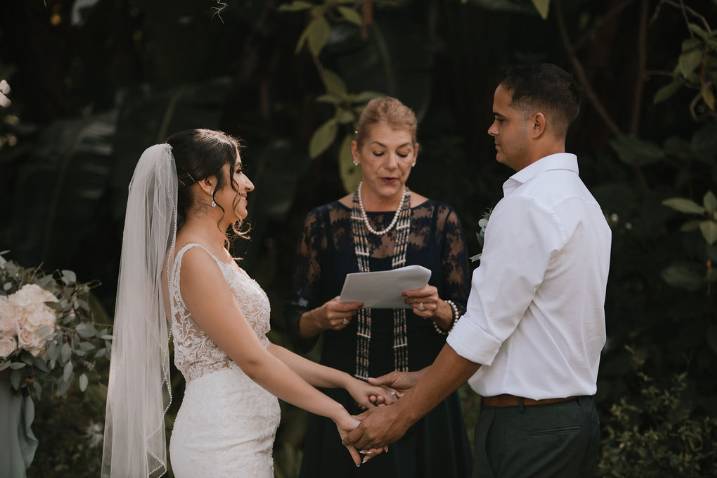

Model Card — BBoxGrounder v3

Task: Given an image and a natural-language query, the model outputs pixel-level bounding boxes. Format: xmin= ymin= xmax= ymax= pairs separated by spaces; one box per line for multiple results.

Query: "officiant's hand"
xmin=345 ymin=403 xmax=409 ymax=450
xmin=314 ymin=297 xmax=363 ymax=331
xmin=346 ymin=376 xmax=398 ymax=409
xmin=402 ymin=285 xmax=440 ymax=319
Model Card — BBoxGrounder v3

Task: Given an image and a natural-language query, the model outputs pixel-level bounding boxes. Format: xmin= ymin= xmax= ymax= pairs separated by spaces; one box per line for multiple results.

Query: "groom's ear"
xmin=530 ymin=112 xmax=547 ymax=139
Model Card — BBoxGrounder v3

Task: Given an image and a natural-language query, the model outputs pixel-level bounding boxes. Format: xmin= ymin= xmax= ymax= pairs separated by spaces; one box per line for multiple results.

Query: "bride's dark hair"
xmin=167 ymin=128 xmax=248 ymax=241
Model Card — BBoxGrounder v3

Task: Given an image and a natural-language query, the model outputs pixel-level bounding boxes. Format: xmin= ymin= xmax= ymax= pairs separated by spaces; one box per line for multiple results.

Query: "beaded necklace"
xmin=351 ymin=184 xmax=412 ymax=380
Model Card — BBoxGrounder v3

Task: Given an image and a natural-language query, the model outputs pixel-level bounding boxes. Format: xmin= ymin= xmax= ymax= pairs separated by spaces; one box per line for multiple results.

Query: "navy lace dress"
xmin=288 ymin=199 xmax=473 ymax=478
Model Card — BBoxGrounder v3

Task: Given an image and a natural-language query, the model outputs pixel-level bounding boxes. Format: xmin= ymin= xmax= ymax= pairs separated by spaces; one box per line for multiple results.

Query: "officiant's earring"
xmin=352 ymin=159 xmax=359 ymax=166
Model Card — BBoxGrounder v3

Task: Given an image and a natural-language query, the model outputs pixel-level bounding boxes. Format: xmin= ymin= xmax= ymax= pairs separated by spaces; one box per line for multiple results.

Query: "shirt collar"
xmin=502 ymin=153 xmax=579 ymax=196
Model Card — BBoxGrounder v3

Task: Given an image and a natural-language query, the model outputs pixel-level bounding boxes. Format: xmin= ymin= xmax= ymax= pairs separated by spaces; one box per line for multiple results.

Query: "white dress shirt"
xmin=447 ymin=153 xmax=611 ymax=400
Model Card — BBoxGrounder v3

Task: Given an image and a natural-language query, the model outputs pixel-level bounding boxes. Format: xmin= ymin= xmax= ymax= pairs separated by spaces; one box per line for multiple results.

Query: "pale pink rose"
xmin=10 ymin=284 xmax=58 ymax=309
xmin=0 ymin=335 xmax=16 ymax=358
xmin=0 ymin=297 xmax=17 ymax=338
xmin=10 ymin=285 xmax=58 ymax=357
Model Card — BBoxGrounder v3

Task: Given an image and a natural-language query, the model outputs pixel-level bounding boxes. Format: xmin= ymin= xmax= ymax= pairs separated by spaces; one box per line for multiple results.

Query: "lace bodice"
xmin=169 ymin=243 xmax=271 ymax=382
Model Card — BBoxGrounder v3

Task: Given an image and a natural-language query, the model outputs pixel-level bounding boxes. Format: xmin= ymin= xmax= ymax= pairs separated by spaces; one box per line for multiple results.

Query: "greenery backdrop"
xmin=1 ymin=0 xmax=716 ymax=476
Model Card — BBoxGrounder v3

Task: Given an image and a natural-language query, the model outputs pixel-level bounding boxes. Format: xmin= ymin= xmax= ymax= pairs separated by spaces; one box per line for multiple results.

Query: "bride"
xmin=101 ymin=129 xmax=391 ymax=477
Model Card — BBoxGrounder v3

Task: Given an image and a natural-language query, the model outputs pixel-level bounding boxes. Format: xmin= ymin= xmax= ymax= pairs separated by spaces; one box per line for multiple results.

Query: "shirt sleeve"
xmin=446 ymin=195 xmax=565 ymax=366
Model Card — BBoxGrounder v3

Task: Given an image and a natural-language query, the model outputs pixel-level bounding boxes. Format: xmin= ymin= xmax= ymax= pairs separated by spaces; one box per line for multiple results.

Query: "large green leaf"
xmin=661 ymin=263 xmax=704 ymax=291
xmin=338 ymin=134 xmax=361 ymax=193
xmin=531 ymin=0 xmax=550 ymax=19
xmin=699 ymin=220 xmax=717 ymax=245
xmin=320 ymin=68 xmax=348 ymax=97
xmin=309 ymin=118 xmax=338 ymax=158
xmin=610 ymin=135 xmax=665 ymax=166
xmin=654 ymin=79 xmax=683 ymax=104
xmin=704 ymin=191 xmax=717 ymax=212
xmin=307 ymin=16 xmax=331 ymax=57
xmin=677 ymin=49 xmax=703 ymax=78
xmin=338 ymin=6 xmax=362 ymax=26
xmin=662 ymin=198 xmax=705 ymax=215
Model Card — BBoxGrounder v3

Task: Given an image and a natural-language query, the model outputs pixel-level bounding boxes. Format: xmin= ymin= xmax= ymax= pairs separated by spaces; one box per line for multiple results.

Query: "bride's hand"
xmin=335 ymin=412 xmax=387 ymax=466
xmin=335 ymin=414 xmax=362 ymax=466
xmin=346 ymin=377 xmax=398 ymax=409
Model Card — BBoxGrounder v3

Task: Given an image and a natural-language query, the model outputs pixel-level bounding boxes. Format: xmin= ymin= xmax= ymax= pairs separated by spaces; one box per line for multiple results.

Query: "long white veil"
xmin=102 ymin=144 xmax=177 ymax=477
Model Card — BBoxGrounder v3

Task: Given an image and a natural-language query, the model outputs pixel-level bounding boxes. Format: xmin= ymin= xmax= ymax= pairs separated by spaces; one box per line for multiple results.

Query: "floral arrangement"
xmin=0 ymin=252 xmax=111 ymax=398
xmin=470 ymin=208 xmax=493 ymax=263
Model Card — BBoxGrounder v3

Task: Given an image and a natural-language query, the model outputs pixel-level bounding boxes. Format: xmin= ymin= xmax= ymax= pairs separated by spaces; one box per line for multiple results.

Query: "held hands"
xmin=346 ymin=376 xmax=398 ymax=409
xmin=345 ymin=403 xmax=410 ymax=451
xmin=335 ymin=412 xmax=386 ymax=466
xmin=367 ymin=370 xmax=421 ymax=399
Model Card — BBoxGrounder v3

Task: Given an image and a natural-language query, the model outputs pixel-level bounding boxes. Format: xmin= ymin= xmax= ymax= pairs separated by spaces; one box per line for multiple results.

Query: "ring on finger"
xmin=342 ymin=318 xmax=349 ymax=326
xmin=418 ymin=302 xmax=425 ymax=311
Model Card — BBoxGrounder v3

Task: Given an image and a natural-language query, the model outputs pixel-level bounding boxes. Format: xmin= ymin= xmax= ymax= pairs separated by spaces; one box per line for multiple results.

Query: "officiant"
xmin=286 ymin=97 xmax=472 ymax=477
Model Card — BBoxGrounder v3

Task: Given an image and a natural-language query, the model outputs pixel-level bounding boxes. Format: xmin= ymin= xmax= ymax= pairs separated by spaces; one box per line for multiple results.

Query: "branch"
xmin=555 ymin=0 xmax=649 ymax=190
xmin=573 ymin=0 xmax=636 ymax=51
xmin=555 ymin=0 xmax=621 ymax=136
xmin=630 ymin=0 xmax=649 ymax=134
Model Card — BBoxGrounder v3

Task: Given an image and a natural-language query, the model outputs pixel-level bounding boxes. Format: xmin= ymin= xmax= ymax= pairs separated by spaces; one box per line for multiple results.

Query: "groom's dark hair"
xmin=500 ymin=63 xmax=581 ymax=136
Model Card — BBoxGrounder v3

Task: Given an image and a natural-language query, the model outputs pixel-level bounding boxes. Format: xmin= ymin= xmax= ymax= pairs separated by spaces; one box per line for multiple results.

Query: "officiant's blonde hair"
xmin=355 ymin=97 xmax=417 ymax=146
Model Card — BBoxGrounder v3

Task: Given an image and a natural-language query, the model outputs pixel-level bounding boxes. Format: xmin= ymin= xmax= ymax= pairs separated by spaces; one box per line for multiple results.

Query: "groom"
xmin=346 ymin=63 xmax=611 ymax=477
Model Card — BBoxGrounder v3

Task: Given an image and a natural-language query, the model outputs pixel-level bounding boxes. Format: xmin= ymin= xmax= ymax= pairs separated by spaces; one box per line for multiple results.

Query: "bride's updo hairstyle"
xmin=355 ymin=97 xmax=418 ymax=147
xmin=167 ymin=128 xmax=247 ymax=239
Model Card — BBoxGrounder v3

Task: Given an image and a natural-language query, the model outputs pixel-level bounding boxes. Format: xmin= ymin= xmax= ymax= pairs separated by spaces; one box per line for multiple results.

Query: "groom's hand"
xmin=368 ymin=370 xmax=422 ymax=397
xmin=345 ymin=403 xmax=410 ymax=450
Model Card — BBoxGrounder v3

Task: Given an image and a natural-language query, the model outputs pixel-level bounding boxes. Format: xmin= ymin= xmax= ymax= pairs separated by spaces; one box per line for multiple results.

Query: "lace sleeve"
xmin=438 ymin=206 xmax=471 ymax=317
xmin=285 ymin=207 xmax=326 ymax=351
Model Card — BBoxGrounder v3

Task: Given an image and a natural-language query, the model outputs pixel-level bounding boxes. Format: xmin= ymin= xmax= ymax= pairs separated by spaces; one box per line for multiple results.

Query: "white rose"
xmin=0 ymin=296 xmax=17 ymax=338
xmin=17 ymin=305 xmax=57 ymax=357
xmin=10 ymin=284 xmax=58 ymax=309
xmin=10 ymin=285 xmax=58 ymax=357
xmin=0 ymin=335 xmax=16 ymax=358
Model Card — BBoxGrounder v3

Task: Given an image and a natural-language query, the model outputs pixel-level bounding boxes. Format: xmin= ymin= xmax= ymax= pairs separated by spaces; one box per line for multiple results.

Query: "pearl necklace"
xmin=357 ymin=181 xmax=409 ymax=236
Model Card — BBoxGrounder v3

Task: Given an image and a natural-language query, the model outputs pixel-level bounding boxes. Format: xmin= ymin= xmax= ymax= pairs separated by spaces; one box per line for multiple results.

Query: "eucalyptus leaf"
xmin=704 ymin=191 xmax=717 ymax=212
xmin=336 ymin=109 xmax=354 ymax=124
xmin=309 ymin=119 xmax=338 ymax=158
xmin=61 ymin=269 xmax=76 ymax=285
xmin=10 ymin=369 xmax=21 ymax=390
xmin=662 ymin=198 xmax=705 ymax=215
xmin=699 ymin=220 xmax=717 ymax=245
xmin=79 ymin=373 xmax=88 ymax=392
xmin=316 ymin=94 xmax=342 ymax=105
xmin=63 ymin=360 xmax=74 ymax=382
xmin=76 ymin=322 xmax=97 ymax=338
xmin=9 ymin=361 xmax=26 ymax=369
xmin=61 ymin=342 xmax=72 ymax=363
xmin=0 ymin=361 xmax=10 ymax=372
xmin=338 ymin=6 xmax=362 ymax=26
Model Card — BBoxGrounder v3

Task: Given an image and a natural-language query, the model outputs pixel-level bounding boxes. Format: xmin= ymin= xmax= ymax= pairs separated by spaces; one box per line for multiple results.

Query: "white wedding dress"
xmin=167 ymin=243 xmax=281 ymax=477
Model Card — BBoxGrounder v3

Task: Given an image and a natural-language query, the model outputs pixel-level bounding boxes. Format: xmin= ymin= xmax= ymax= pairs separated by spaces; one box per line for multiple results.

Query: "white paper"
xmin=339 ymin=265 xmax=432 ymax=309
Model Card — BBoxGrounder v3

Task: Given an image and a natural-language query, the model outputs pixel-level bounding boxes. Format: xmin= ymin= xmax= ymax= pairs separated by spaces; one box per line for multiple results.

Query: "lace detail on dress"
xmin=169 ymin=243 xmax=271 ymax=382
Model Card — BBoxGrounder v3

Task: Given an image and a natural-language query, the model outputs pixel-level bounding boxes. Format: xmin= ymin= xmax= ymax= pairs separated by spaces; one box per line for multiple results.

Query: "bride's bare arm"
xmin=179 ymin=249 xmax=358 ymax=434
xmin=267 ymin=344 xmax=395 ymax=408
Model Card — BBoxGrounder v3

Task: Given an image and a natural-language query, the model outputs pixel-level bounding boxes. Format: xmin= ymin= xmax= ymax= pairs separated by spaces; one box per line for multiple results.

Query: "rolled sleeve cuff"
xmin=447 ymin=315 xmax=503 ymax=366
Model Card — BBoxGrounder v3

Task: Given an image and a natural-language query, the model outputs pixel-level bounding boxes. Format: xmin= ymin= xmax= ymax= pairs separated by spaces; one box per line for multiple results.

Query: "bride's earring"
xmin=210 ymin=200 xmax=217 ymax=208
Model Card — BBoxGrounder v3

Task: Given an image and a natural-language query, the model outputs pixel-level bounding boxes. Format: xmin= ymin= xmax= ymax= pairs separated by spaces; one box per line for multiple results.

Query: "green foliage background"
xmin=1 ymin=0 xmax=716 ymax=476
